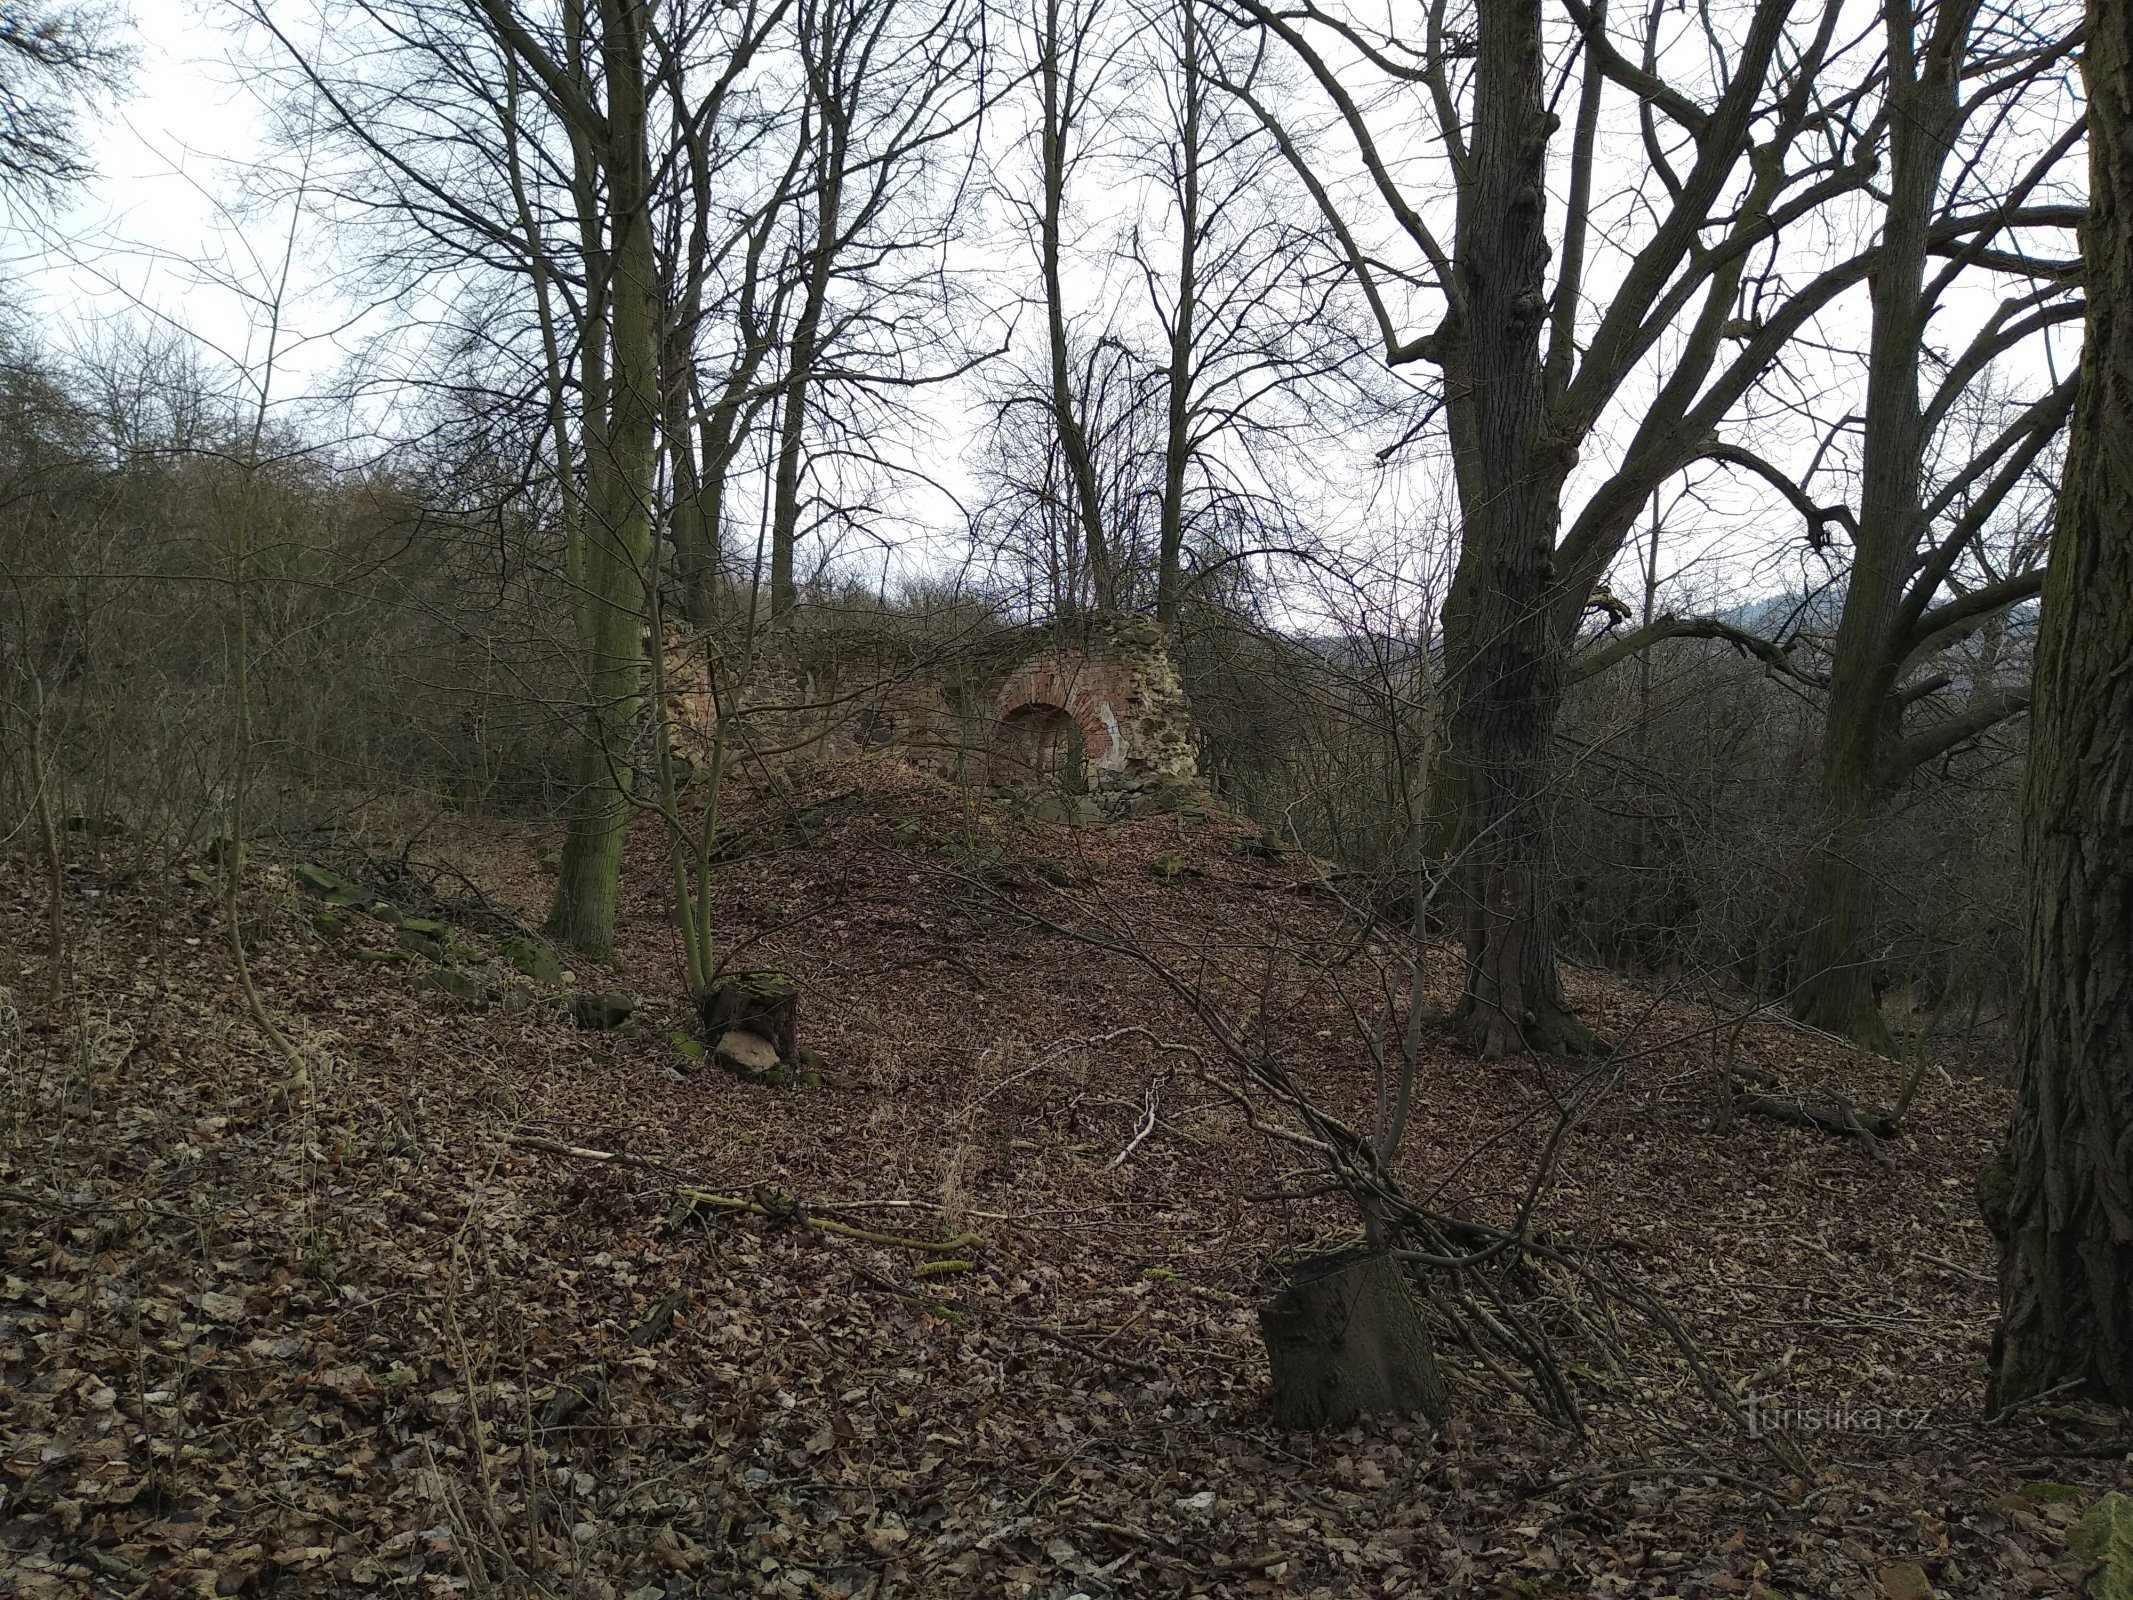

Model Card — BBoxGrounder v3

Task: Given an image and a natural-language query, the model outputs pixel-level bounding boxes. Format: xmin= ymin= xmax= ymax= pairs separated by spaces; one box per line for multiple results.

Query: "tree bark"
xmin=547 ymin=0 xmax=659 ymax=959
xmin=1258 ymin=1250 xmax=1447 ymax=1430
xmin=1436 ymin=0 xmax=1590 ymax=1056
xmin=1789 ymin=0 xmax=1970 ymax=1051
xmin=1985 ymin=0 xmax=2133 ymax=1411
xmin=1791 ymin=808 xmax=1892 ymax=1052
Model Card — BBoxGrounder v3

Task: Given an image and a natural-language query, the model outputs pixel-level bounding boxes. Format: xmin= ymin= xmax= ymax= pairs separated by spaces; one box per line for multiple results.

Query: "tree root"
xmin=1732 ymin=1093 xmax=1897 ymax=1169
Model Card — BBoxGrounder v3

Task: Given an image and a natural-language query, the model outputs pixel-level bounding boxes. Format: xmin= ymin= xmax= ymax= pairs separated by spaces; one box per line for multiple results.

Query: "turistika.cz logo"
xmin=1743 ymin=1395 xmax=1933 ymax=1437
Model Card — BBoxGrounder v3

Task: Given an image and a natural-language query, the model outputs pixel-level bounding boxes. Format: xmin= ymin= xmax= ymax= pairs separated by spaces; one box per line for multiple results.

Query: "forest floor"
xmin=2 ymin=757 xmax=2126 ymax=1599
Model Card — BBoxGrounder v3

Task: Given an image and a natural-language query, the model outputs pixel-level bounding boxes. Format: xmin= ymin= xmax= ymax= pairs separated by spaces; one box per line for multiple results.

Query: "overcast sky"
xmin=12 ymin=2 xmax=339 ymax=394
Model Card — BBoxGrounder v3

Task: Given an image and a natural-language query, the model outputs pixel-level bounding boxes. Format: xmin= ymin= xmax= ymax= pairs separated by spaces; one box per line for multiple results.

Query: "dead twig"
xmin=1106 ymin=1070 xmax=1168 ymax=1169
xmin=674 ymin=1186 xmax=979 ymax=1253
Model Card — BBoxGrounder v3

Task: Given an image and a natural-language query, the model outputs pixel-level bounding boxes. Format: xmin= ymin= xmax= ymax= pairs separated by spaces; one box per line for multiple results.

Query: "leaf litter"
xmin=0 ymin=757 xmax=2124 ymax=1597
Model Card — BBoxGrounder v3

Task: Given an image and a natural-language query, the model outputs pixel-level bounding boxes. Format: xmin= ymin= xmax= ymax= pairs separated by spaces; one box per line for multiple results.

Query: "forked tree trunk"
xmin=1786 ymin=1 xmax=1963 ymax=1053
xmin=1258 ymin=1251 xmax=1447 ymax=1430
xmin=1435 ymin=0 xmax=1591 ymax=1057
xmin=1985 ymin=0 xmax=2133 ymax=1411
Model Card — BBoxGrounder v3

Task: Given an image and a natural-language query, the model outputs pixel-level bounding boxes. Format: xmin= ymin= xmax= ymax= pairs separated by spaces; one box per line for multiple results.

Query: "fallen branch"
xmin=673 ymin=1187 xmax=980 ymax=1254
xmin=512 ymin=1130 xmax=987 ymax=1248
xmin=1733 ymin=1093 xmax=1898 ymax=1143
xmin=509 ymin=1132 xmax=689 ymax=1177
xmin=1107 ymin=1072 xmax=1167 ymax=1170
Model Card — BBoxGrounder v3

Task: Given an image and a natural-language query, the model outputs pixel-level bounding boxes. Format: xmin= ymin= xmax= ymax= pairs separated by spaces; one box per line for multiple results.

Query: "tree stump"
xmin=698 ymin=971 xmax=797 ymax=1057
xmin=1258 ymin=1250 xmax=1447 ymax=1430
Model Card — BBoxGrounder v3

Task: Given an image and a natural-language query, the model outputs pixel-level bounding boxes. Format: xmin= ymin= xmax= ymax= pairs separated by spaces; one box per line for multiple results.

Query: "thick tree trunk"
xmin=1437 ymin=0 xmax=1589 ymax=1057
xmin=547 ymin=0 xmax=659 ymax=960
xmin=1788 ymin=2 xmax=1966 ymax=1050
xmin=1986 ymin=0 xmax=2133 ymax=1411
xmin=1791 ymin=769 xmax=1895 ymax=1053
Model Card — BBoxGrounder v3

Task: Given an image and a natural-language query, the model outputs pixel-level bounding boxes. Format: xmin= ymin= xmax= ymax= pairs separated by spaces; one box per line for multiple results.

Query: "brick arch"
xmin=989 ymin=650 xmax=1121 ymax=781
xmin=986 ymin=702 xmax=1084 ymax=788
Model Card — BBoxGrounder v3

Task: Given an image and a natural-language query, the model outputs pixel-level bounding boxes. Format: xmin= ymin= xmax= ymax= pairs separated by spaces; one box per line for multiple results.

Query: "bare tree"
xmin=975 ymin=0 xmax=1383 ymax=625
xmin=0 ymin=1 xmax=129 ymax=198
xmin=1128 ymin=0 xmax=1379 ymax=626
xmin=240 ymin=0 xmax=790 ymax=955
xmin=1219 ymin=0 xmax=2063 ymax=1055
xmin=761 ymin=0 xmax=987 ymax=616
xmin=1768 ymin=0 xmax=2083 ymax=1047
xmin=1026 ymin=0 xmax=1122 ymax=617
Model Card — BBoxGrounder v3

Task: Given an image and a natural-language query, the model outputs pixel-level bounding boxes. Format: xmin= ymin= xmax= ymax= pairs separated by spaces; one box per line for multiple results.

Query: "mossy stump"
xmin=698 ymin=972 xmax=797 ymax=1058
xmin=1258 ymin=1250 xmax=1447 ymax=1430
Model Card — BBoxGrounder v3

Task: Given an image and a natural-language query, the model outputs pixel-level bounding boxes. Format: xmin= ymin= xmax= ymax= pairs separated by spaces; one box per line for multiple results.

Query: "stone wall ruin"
xmin=661 ymin=615 xmax=1205 ymax=814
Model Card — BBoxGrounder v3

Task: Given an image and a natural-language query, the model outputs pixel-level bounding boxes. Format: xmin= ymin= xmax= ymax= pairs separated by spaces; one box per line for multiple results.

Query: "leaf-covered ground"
xmin=2 ymin=758 xmax=2126 ymax=1597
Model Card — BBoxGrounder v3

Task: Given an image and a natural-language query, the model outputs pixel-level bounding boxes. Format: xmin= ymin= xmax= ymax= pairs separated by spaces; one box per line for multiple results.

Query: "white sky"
xmin=10 ymin=2 xmax=341 ymax=400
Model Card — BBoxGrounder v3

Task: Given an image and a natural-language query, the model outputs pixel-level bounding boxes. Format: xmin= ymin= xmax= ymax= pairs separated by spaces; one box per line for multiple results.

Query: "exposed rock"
xmin=567 ymin=991 xmax=637 ymax=1030
xmin=1149 ymin=850 xmax=1199 ymax=883
xmin=396 ymin=918 xmax=450 ymax=961
xmin=421 ymin=969 xmax=500 ymax=1006
xmin=291 ymin=863 xmax=367 ymax=908
xmin=2069 ymin=1492 xmax=2133 ymax=1600
xmin=714 ymin=1029 xmax=780 ymax=1076
xmin=1028 ymin=792 xmax=1106 ymax=826
xmin=499 ymin=935 xmax=564 ymax=982
xmin=699 ymin=972 xmax=797 ymax=1058
xmin=1875 ymin=1562 xmax=1936 ymax=1600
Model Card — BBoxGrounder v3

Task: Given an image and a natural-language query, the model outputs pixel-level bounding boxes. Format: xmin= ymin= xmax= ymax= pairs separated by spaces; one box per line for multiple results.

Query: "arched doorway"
xmin=988 ymin=702 xmax=1089 ymax=791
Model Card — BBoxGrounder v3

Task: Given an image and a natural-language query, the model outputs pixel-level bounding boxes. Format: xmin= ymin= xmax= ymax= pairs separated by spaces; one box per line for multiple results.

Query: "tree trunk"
xmin=1152 ymin=0 xmax=1200 ymax=629
xmin=547 ymin=0 xmax=659 ymax=960
xmin=1258 ymin=1250 xmax=1447 ymax=1430
xmin=699 ymin=970 xmax=798 ymax=1056
xmin=770 ymin=64 xmax=848 ymax=619
xmin=1986 ymin=0 xmax=2133 ymax=1411
xmin=1436 ymin=0 xmax=1589 ymax=1057
xmin=1039 ymin=0 xmax=1115 ymax=616
xmin=1788 ymin=0 xmax=1966 ymax=1050
xmin=667 ymin=343 xmax=720 ymax=630
xmin=1790 ymin=766 xmax=1895 ymax=1053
